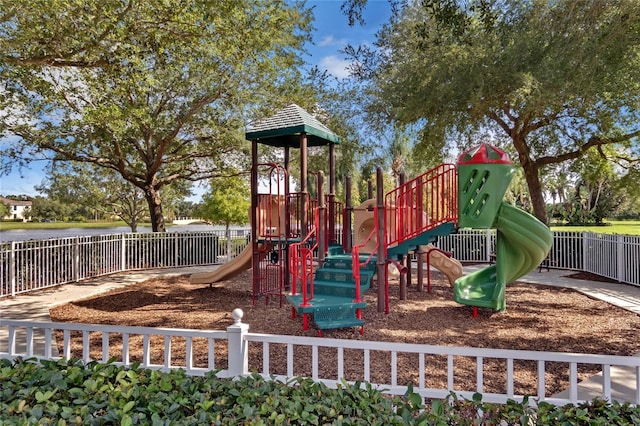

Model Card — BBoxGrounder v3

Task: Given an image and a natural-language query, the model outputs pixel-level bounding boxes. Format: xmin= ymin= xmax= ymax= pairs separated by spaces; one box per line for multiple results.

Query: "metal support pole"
xmin=251 ymin=140 xmax=260 ymax=303
xmin=318 ymin=171 xmax=326 ymax=263
xmin=398 ymin=172 xmax=407 ymax=300
xmin=328 ymin=143 xmax=336 ymax=244
xmin=300 ymin=134 xmax=308 ymax=237
xmin=416 ymin=245 xmax=424 ymax=292
xmin=344 ymin=176 xmax=353 ymax=253
xmin=376 ymin=167 xmax=386 ymax=313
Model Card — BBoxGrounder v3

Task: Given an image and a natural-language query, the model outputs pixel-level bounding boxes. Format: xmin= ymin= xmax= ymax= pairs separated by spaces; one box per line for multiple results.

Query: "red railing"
xmin=289 ymin=194 xmax=343 ymax=252
xmin=289 ymin=209 xmax=319 ymax=308
xmin=384 ymin=164 xmax=458 ymax=248
xmin=351 ymin=206 xmax=379 ymax=310
xmin=287 ymin=193 xmax=303 ymax=239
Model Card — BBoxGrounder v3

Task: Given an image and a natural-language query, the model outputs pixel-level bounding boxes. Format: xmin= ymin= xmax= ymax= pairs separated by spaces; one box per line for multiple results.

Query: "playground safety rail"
xmin=289 ymin=210 xmax=319 ymax=309
xmin=2 ymin=313 xmax=639 ymax=407
xmin=385 ymin=163 xmax=458 ymax=248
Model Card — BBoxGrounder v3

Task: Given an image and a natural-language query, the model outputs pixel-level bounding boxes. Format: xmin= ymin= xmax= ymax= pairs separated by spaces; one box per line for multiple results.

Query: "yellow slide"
xmin=190 ymin=244 xmax=260 ymax=285
xmin=421 ymin=244 xmax=463 ymax=286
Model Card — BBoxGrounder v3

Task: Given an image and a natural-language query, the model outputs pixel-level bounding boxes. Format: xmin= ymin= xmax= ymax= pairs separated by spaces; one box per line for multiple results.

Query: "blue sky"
xmin=306 ymin=0 xmax=392 ymax=78
xmin=0 ymin=0 xmax=392 ymax=199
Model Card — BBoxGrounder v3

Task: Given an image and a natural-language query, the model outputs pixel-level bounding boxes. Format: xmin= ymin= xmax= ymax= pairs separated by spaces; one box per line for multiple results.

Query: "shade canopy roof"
xmin=245 ymin=104 xmax=340 ymax=147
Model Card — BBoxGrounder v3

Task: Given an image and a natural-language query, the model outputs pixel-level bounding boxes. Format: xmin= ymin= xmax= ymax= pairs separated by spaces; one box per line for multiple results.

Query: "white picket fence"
xmin=1 ymin=229 xmax=639 ymax=298
xmin=1 ymin=310 xmax=639 ymax=406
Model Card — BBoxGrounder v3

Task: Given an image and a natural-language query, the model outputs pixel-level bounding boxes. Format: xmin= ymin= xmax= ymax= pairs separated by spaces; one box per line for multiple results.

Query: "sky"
xmin=0 ymin=0 xmax=393 ymax=200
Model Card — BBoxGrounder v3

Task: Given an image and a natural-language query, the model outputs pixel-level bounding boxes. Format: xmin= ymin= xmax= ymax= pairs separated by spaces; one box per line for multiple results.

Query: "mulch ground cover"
xmin=50 ymin=268 xmax=640 ymax=398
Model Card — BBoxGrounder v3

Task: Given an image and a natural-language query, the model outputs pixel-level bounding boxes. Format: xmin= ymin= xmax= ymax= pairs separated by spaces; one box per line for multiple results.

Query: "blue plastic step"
xmin=287 ymin=245 xmax=377 ymax=333
xmin=323 ymin=254 xmax=377 ymax=271
xmin=286 ymin=294 xmax=367 ymax=314
xmin=327 ymin=244 xmax=345 ymax=256
xmin=315 ymin=268 xmax=355 ymax=283
xmin=313 ymin=305 xmax=364 ymax=330
xmin=314 ymin=268 xmax=375 ymax=286
xmin=313 ymin=278 xmax=372 ymax=299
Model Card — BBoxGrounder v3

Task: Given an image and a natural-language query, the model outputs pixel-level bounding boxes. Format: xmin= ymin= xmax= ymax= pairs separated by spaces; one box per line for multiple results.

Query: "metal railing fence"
xmin=1 ymin=229 xmax=250 ymax=298
xmin=2 ymin=228 xmax=638 ymax=298
xmin=436 ymin=230 xmax=639 ymax=286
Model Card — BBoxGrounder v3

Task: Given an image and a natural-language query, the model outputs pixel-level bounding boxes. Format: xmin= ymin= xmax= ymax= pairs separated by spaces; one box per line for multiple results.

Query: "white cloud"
xmin=318 ymin=35 xmax=346 ymax=47
xmin=319 ymin=55 xmax=351 ymax=79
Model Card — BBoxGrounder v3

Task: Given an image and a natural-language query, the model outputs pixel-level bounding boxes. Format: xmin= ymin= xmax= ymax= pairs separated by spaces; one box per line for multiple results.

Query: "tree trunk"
xmin=520 ymin=160 xmax=549 ymax=225
xmin=144 ymin=186 xmax=166 ymax=232
xmin=511 ymin=132 xmax=549 ymax=225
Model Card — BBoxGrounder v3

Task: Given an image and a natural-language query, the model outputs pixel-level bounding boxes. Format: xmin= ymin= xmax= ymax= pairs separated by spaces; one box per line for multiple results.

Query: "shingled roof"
xmin=245 ymin=104 xmax=340 ymax=147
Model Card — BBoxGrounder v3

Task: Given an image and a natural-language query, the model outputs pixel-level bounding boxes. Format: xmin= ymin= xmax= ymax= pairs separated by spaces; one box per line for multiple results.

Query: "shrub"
xmin=2 ymin=358 xmax=640 ymax=425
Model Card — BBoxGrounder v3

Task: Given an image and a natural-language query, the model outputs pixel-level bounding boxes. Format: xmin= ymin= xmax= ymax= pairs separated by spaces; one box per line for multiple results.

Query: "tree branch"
xmin=536 ymin=130 xmax=640 ymax=167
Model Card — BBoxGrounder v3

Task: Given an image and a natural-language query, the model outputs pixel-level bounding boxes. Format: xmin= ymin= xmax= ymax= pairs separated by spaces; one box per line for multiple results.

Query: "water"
xmin=0 ymin=224 xmax=248 ymax=242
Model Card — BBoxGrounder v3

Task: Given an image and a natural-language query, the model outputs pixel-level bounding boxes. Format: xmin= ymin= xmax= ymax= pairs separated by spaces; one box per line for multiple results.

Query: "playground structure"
xmin=190 ymin=105 xmax=553 ymax=333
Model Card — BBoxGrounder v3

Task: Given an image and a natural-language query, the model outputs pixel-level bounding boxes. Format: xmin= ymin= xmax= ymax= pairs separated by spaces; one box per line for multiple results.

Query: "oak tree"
xmin=347 ymin=0 xmax=640 ymax=224
xmin=1 ymin=0 xmax=313 ymax=231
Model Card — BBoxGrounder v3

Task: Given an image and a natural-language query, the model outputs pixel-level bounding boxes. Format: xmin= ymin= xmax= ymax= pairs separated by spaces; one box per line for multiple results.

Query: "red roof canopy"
xmin=457 ymin=143 xmax=512 ymax=165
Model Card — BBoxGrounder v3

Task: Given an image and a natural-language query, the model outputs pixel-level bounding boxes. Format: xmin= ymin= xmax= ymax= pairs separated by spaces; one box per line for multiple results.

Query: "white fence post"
xmin=485 ymin=229 xmax=492 ymax=262
xmin=227 ymin=308 xmax=249 ymax=377
xmin=582 ymin=231 xmax=589 ymax=272
xmin=73 ymin=236 xmax=80 ymax=282
xmin=121 ymin=234 xmax=126 ymax=272
xmin=10 ymin=241 xmax=16 ymax=297
xmin=174 ymin=233 xmax=179 ymax=267
xmin=617 ymin=234 xmax=624 ymax=283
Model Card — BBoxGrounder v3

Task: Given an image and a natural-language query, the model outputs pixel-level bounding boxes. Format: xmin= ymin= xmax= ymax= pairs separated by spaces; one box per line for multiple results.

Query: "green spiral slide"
xmin=452 ymin=144 xmax=553 ymax=312
xmin=453 ymin=202 xmax=553 ymax=311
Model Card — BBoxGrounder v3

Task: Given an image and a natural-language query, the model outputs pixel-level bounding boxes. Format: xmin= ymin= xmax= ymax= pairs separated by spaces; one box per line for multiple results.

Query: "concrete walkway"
xmin=1 ymin=266 xmax=214 ymax=321
xmin=2 ymin=265 xmax=640 ymax=403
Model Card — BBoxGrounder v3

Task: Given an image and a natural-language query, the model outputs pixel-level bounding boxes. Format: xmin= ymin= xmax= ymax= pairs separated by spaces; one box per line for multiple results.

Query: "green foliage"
xmin=36 ymin=162 xmax=154 ymax=231
xmin=350 ymin=0 xmax=640 ymax=224
xmin=614 ymin=169 xmax=640 ymax=219
xmin=0 ymin=358 xmax=406 ymax=425
xmin=0 ymin=200 xmax=9 ymax=218
xmin=30 ymin=196 xmax=74 ymax=222
xmin=1 ymin=0 xmax=314 ymax=232
xmin=537 ymin=398 xmax=640 ymax=426
xmin=3 ymin=358 xmax=640 ymax=425
xmin=199 ymin=175 xmax=250 ymax=227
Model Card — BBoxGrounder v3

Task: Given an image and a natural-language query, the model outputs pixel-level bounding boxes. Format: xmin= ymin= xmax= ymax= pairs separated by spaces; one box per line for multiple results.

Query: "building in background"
xmin=0 ymin=197 xmax=32 ymax=222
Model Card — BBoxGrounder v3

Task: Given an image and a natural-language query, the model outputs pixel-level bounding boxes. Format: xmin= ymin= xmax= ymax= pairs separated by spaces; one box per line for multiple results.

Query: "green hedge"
xmin=1 ymin=358 xmax=639 ymax=425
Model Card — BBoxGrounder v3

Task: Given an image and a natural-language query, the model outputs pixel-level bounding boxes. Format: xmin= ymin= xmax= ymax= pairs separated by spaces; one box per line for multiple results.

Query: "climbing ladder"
xmin=287 ymin=164 xmax=458 ymax=334
xmin=287 ymin=243 xmax=375 ymax=335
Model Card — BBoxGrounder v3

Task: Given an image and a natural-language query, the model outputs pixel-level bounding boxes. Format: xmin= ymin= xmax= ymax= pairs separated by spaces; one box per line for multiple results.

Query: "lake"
xmin=0 ymin=224 xmax=249 ymax=242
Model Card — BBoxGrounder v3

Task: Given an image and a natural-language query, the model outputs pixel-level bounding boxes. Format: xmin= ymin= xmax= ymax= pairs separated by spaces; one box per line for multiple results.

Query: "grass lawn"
xmin=0 ymin=220 xmax=157 ymax=231
xmin=2 ymin=219 xmax=639 ymax=235
xmin=550 ymin=220 xmax=640 ymax=236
